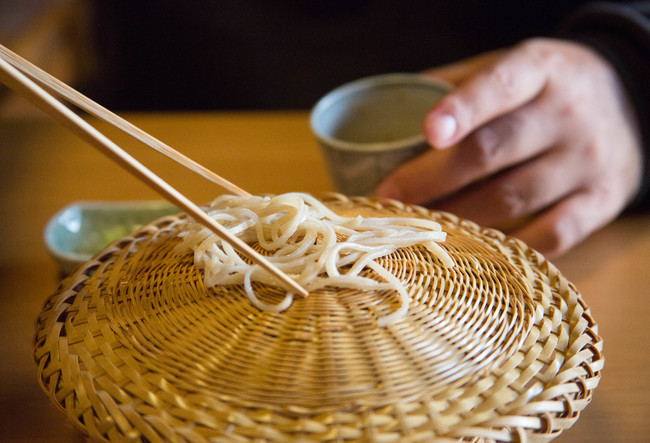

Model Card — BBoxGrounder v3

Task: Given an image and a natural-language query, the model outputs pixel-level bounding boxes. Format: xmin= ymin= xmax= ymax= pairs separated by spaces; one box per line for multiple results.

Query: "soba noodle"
xmin=175 ymin=193 xmax=453 ymax=326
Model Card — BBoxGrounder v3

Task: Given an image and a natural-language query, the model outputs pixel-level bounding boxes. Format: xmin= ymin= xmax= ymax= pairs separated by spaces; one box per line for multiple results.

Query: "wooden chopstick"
xmin=0 ymin=50 xmax=309 ymax=299
xmin=0 ymin=44 xmax=249 ymax=197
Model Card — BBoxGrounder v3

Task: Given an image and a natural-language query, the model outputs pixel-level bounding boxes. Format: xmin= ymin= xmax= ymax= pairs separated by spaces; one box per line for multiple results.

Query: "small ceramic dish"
xmin=44 ymin=200 xmax=179 ymax=274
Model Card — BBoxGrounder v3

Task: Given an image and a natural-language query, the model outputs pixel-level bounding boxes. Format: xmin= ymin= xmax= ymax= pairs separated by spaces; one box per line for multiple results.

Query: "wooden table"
xmin=0 ymin=112 xmax=648 ymax=442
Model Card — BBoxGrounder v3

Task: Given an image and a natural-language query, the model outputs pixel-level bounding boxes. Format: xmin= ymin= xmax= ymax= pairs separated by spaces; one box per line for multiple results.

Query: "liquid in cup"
xmin=311 ymin=73 xmax=450 ymax=196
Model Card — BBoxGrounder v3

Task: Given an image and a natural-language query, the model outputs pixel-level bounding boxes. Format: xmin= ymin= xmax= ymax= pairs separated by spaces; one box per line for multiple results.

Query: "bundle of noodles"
xmin=175 ymin=192 xmax=454 ymax=326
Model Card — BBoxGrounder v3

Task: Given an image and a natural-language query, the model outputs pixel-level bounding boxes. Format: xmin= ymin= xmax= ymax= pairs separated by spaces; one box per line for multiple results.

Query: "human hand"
xmin=375 ymin=38 xmax=643 ymax=257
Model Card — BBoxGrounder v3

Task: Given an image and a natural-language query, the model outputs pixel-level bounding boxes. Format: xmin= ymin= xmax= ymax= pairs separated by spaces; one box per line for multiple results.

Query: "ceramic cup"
xmin=310 ymin=73 xmax=450 ymax=196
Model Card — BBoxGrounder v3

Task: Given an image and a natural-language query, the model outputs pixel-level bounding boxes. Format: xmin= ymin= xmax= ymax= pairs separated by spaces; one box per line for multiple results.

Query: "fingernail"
xmin=375 ymin=180 xmax=403 ymax=201
xmin=427 ymin=114 xmax=457 ymax=147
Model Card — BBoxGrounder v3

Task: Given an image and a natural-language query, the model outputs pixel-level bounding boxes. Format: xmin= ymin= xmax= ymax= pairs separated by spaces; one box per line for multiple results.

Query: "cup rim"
xmin=310 ymin=73 xmax=451 ymax=152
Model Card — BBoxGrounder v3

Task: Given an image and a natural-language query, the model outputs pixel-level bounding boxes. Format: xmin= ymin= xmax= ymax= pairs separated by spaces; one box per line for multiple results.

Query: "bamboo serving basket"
xmin=33 ymin=194 xmax=603 ymax=442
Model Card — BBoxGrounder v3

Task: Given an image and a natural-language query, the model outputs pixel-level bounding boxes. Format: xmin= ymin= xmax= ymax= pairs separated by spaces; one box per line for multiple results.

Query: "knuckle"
xmin=494 ymin=182 xmax=528 ymax=219
xmin=518 ymin=38 xmax=561 ymax=66
xmin=486 ymin=63 xmax=519 ymax=100
xmin=589 ymin=182 xmax=625 ymax=217
xmin=558 ymin=101 xmax=578 ymax=119
xmin=558 ymin=98 xmax=588 ymax=120
xmin=581 ymin=139 xmax=608 ymax=167
xmin=462 ymin=125 xmax=501 ymax=169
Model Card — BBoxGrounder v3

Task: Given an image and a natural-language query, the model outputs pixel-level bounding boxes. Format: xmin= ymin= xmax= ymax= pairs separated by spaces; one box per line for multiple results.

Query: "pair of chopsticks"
xmin=0 ymin=44 xmax=309 ymax=299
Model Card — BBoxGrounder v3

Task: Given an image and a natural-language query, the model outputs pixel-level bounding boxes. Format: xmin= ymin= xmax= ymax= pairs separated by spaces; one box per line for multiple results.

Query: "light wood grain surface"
xmin=0 ymin=112 xmax=648 ymax=442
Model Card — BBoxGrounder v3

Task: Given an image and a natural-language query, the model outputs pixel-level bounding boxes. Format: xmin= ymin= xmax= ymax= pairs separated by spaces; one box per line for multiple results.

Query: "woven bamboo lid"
xmin=33 ymin=194 xmax=603 ymax=442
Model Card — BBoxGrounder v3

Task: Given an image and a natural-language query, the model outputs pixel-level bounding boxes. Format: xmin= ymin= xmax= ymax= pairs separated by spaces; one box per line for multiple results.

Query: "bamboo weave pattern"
xmin=33 ymin=195 xmax=603 ymax=442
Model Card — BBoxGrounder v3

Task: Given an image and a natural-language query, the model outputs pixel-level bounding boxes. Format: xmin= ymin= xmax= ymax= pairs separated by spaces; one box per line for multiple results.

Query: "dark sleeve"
xmin=556 ymin=2 xmax=650 ymax=211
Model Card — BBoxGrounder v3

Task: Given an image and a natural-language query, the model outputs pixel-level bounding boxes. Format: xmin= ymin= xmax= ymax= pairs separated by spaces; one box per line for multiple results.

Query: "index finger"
xmin=422 ymin=49 xmax=504 ymax=85
xmin=425 ymin=40 xmax=550 ymax=149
